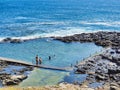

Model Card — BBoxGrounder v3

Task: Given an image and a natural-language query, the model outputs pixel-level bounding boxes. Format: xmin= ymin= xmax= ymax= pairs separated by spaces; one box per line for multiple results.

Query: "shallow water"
xmin=19 ymin=68 xmax=69 ymax=87
xmin=0 ymin=39 xmax=102 ymax=87
xmin=19 ymin=68 xmax=88 ymax=87
xmin=89 ymin=82 xmax=104 ymax=88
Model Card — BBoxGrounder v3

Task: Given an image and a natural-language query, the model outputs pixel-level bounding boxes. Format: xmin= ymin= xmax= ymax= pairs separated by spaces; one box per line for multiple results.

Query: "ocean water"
xmin=0 ymin=0 xmax=120 ymax=41
xmin=0 ymin=0 xmax=119 ymax=87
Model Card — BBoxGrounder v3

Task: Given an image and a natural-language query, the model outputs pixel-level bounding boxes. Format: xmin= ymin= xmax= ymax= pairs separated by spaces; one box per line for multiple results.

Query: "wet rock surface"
xmin=0 ymin=61 xmax=33 ymax=86
xmin=75 ymin=47 xmax=120 ymax=89
xmin=2 ymin=38 xmax=23 ymax=43
xmin=2 ymin=75 xmax=27 ymax=86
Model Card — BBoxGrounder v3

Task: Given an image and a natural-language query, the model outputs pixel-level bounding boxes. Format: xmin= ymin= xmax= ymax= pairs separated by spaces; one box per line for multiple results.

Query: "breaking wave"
xmin=0 ymin=28 xmax=100 ymax=42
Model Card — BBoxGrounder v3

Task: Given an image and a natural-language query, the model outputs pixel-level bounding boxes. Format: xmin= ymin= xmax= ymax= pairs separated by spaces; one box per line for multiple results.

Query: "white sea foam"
xmin=1 ymin=21 xmax=120 ymax=29
xmin=80 ymin=21 xmax=120 ymax=27
xmin=39 ymin=28 xmax=93 ymax=37
xmin=0 ymin=28 xmax=104 ymax=42
xmin=14 ymin=16 xmax=28 ymax=20
xmin=0 ymin=27 xmax=114 ymax=43
xmin=0 ymin=20 xmax=119 ymax=42
xmin=0 ymin=37 xmax=6 ymax=42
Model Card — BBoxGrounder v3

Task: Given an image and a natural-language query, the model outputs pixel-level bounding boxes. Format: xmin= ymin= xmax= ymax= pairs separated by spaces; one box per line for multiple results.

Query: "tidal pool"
xmin=0 ymin=38 xmax=103 ymax=87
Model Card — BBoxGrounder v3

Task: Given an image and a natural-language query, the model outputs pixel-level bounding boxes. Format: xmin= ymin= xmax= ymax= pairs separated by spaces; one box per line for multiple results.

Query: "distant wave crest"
xmin=80 ymin=21 xmax=120 ymax=27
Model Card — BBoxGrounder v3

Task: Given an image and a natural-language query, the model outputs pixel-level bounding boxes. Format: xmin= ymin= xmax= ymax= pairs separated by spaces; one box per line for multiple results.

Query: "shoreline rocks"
xmin=53 ymin=31 xmax=120 ymax=47
xmin=0 ymin=60 xmax=33 ymax=86
xmin=0 ymin=31 xmax=120 ymax=89
xmin=75 ymin=47 xmax=120 ymax=89
xmin=1 ymin=31 xmax=120 ymax=46
xmin=2 ymin=38 xmax=23 ymax=43
xmin=2 ymin=75 xmax=27 ymax=86
xmin=53 ymin=31 xmax=120 ymax=89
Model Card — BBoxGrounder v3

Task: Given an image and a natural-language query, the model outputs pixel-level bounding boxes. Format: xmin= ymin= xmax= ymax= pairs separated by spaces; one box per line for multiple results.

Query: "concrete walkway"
xmin=0 ymin=57 xmax=73 ymax=71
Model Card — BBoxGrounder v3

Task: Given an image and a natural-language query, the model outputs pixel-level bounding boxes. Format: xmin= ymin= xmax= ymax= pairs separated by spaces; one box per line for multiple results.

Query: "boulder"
xmin=110 ymin=83 xmax=120 ymax=90
xmin=4 ymin=79 xmax=19 ymax=85
xmin=108 ymin=68 xmax=120 ymax=74
xmin=116 ymin=49 xmax=120 ymax=54
xmin=10 ymin=39 xmax=22 ymax=43
xmin=2 ymin=75 xmax=27 ymax=86
xmin=3 ymin=38 xmax=11 ymax=42
xmin=95 ymin=75 xmax=105 ymax=80
xmin=11 ymin=75 xmax=27 ymax=81
xmin=76 ymin=68 xmax=86 ymax=74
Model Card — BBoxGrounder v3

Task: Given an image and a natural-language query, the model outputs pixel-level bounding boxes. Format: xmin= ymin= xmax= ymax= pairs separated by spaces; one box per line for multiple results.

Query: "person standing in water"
xmin=48 ymin=54 xmax=55 ymax=60
xmin=35 ymin=55 xmax=39 ymax=65
xmin=39 ymin=57 xmax=42 ymax=64
xmin=49 ymin=56 xmax=51 ymax=60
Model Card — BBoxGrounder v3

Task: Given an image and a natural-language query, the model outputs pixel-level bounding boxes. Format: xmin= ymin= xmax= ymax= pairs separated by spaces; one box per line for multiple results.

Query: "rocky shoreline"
xmin=0 ymin=31 xmax=120 ymax=90
xmin=76 ymin=47 xmax=120 ymax=90
xmin=1 ymin=31 xmax=120 ymax=47
xmin=53 ymin=31 xmax=120 ymax=90
xmin=0 ymin=60 xmax=33 ymax=86
xmin=54 ymin=31 xmax=120 ymax=47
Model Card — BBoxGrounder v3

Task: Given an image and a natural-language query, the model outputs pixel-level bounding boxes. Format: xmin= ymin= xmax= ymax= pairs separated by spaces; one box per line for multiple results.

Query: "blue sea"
xmin=0 ymin=0 xmax=120 ymax=41
xmin=0 ymin=0 xmax=120 ymax=87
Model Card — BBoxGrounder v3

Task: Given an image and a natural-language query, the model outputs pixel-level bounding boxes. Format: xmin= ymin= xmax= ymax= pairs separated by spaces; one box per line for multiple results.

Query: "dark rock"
xmin=76 ymin=68 xmax=86 ymax=74
xmin=95 ymin=75 xmax=105 ymax=80
xmin=110 ymin=86 xmax=119 ymax=90
xmin=108 ymin=68 xmax=120 ymax=74
xmin=2 ymin=38 xmax=11 ymax=42
xmin=2 ymin=75 xmax=28 ymax=86
xmin=116 ymin=49 xmax=120 ymax=54
xmin=10 ymin=39 xmax=22 ymax=43
xmin=4 ymin=79 xmax=18 ymax=85
xmin=54 ymin=31 xmax=120 ymax=47
xmin=110 ymin=51 xmax=115 ymax=54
